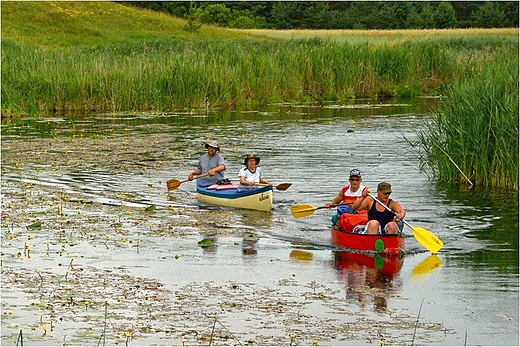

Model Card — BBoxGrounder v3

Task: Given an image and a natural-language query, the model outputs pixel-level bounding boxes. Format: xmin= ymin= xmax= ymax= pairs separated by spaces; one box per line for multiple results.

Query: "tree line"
xmin=121 ymin=1 xmax=518 ymax=30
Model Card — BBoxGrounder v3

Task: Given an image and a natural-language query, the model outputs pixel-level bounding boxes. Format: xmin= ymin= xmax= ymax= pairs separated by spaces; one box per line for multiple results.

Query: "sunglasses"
xmin=382 ymin=192 xmax=391 ymax=195
xmin=349 ymin=178 xmax=361 ymax=181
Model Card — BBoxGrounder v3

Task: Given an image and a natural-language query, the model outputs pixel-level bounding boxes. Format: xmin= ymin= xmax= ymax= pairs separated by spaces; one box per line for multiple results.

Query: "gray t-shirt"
xmin=198 ymin=153 xmax=226 ymax=186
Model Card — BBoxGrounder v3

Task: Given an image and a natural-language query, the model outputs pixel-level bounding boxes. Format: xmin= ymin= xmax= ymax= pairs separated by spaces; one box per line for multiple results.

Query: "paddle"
xmin=290 ymin=203 xmax=343 ymax=219
xmin=256 ymin=183 xmax=292 ymax=191
xmin=166 ymin=173 xmax=210 ymax=191
xmin=368 ymin=194 xmax=443 ymax=254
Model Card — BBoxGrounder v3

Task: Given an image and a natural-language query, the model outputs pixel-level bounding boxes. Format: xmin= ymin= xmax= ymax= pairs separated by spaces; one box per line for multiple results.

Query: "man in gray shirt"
xmin=188 ymin=140 xmax=226 ymax=186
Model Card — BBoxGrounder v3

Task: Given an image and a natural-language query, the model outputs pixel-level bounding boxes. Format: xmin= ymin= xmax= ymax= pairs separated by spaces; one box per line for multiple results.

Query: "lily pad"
xmin=197 ymin=238 xmax=213 ymax=248
xmin=26 ymin=221 xmax=42 ymax=229
xmin=144 ymin=205 xmax=156 ymax=212
xmin=243 ymin=233 xmax=259 ymax=241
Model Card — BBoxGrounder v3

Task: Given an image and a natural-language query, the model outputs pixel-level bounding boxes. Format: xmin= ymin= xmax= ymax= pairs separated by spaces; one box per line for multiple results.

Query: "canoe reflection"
xmin=334 ymin=251 xmax=404 ymax=312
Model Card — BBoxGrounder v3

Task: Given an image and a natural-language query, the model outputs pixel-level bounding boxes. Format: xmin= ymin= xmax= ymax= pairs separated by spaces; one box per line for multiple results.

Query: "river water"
xmin=1 ymin=99 xmax=518 ymax=346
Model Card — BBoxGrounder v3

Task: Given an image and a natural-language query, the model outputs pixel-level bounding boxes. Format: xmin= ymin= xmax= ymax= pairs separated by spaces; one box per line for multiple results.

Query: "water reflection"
xmin=242 ymin=234 xmax=259 ymax=256
xmin=411 ymin=254 xmax=443 ymax=277
xmin=289 ymin=249 xmax=314 ymax=262
xmin=1 ymin=99 xmax=432 ymax=139
xmin=2 ymin=98 xmax=517 ymax=345
xmin=334 ymin=251 xmax=403 ymax=312
xmin=235 ymin=209 xmax=273 ymax=229
xmin=438 ymin=183 xmax=519 ymax=274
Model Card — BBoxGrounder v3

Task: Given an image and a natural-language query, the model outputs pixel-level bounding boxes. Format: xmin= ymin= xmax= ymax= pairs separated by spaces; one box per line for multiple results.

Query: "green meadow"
xmin=1 ymin=1 xmax=518 ymax=189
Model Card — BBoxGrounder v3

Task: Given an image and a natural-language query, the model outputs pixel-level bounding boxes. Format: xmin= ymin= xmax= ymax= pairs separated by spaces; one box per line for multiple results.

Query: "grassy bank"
xmin=2 ymin=33 xmax=517 ymax=116
xmin=2 ymin=2 xmax=518 ymax=116
xmin=0 ymin=1 xmax=247 ymax=48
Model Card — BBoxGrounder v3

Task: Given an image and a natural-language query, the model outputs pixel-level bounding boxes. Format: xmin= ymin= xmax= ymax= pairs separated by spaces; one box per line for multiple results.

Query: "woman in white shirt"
xmin=238 ymin=154 xmax=271 ymax=191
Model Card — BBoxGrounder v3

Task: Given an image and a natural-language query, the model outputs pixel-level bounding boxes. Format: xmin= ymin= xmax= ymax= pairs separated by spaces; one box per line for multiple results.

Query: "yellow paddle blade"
xmin=412 ymin=255 xmax=442 ymax=277
xmin=290 ymin=204 xmax=318 ymax=218
xmin=289 ymin=249 xmax=313 ymax=262
xmin=412 ymin=226 xmax=444 ymax=254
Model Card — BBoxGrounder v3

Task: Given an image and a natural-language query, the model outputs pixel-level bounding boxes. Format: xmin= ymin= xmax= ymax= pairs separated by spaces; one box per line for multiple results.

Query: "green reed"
xmin=415 ymin=48 xmax=518 ymax=190
xmin=2 ymin=35 xmax=517 ymax=116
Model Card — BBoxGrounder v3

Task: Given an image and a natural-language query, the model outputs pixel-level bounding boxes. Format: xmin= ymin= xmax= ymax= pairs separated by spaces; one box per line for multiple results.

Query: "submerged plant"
xmin=412 ymin=298 xmax=425 ymax=345
xmin=290 ymin=333 xmax=296 ymax=346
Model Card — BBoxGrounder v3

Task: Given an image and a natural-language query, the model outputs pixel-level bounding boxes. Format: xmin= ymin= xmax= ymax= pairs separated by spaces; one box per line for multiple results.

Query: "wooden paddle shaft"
xmin=256 ymin=183 xmax=292 ymax=190
xmin=167 ymin=173 xmax=210 ymax=190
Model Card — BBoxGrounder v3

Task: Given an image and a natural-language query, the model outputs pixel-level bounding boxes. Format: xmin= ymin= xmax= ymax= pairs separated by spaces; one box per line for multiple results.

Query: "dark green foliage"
xmin=199 ymin=4 xmax=232 ymax=27
xmin=434 ymin=2 xmax=458 ymax=28
xmin=473 ymin=2 xmax=507 ymax=28
xmin=121 ymin=1 xmax=519 ymax=29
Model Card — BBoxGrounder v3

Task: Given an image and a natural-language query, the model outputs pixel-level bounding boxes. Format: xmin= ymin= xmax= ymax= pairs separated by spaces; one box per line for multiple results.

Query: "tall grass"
xmin=415 ymin=49 xmax=519 ymax=190
xmin=2 ymin=35 xmax=517 ymax=116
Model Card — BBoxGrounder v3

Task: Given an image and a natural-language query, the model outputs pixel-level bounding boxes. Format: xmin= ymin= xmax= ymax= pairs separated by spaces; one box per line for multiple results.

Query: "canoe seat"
xmin=206 ymin=184 xmax=239 ymax=190
xmin=214 ymin=184 xmax=239 ymax=190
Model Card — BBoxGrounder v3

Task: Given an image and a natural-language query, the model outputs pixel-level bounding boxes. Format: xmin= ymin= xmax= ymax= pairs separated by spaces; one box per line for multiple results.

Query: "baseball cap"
xmin=377 ymin=182 xmax=392 ymax=193
xmin=349 ymin=169 xmax=361 ymax=178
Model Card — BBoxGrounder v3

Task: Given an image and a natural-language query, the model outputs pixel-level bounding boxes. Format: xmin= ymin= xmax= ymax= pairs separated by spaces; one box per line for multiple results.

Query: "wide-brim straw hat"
xmin=244 ymin=153 xmax=260 ymax=165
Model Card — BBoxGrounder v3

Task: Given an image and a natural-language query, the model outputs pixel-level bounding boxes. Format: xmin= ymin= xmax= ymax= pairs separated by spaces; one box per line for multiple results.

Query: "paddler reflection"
xmin=242 ymin=233 xmax=259 ymax=256
xmin=334 ymin=251 xmax=403 ymax=312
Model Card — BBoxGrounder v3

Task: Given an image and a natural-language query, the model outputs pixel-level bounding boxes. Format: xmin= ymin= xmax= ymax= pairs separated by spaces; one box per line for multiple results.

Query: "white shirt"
xmin=238 ymin=167 xmax=262 ymax=189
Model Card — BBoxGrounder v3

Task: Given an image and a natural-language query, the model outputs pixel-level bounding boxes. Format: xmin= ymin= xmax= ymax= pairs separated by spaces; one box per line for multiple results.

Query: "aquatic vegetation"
xmin=1 ymin=121 xmax=478 ymax=345
xmin=198 ymin=238 xmax=213 ymax=248
xmin=1 ymin=175 xmax=453 ymax=345
xmin=414 ymin=48 xmax=518 ymax=190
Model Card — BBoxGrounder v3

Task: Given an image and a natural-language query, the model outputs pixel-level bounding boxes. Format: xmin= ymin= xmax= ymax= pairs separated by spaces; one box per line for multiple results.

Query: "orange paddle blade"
xmin=167 ymin=173 xmax=210 ymax=191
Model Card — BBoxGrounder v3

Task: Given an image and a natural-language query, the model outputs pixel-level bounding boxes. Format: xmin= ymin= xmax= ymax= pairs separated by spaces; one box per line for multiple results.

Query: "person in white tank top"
xmin=325 ymin=169 xmax=368 ymax=214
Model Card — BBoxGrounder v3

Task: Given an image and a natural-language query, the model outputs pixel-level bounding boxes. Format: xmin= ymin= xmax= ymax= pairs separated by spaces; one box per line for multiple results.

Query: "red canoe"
xmin=331 ymin=213 xmax=405 ymax=255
